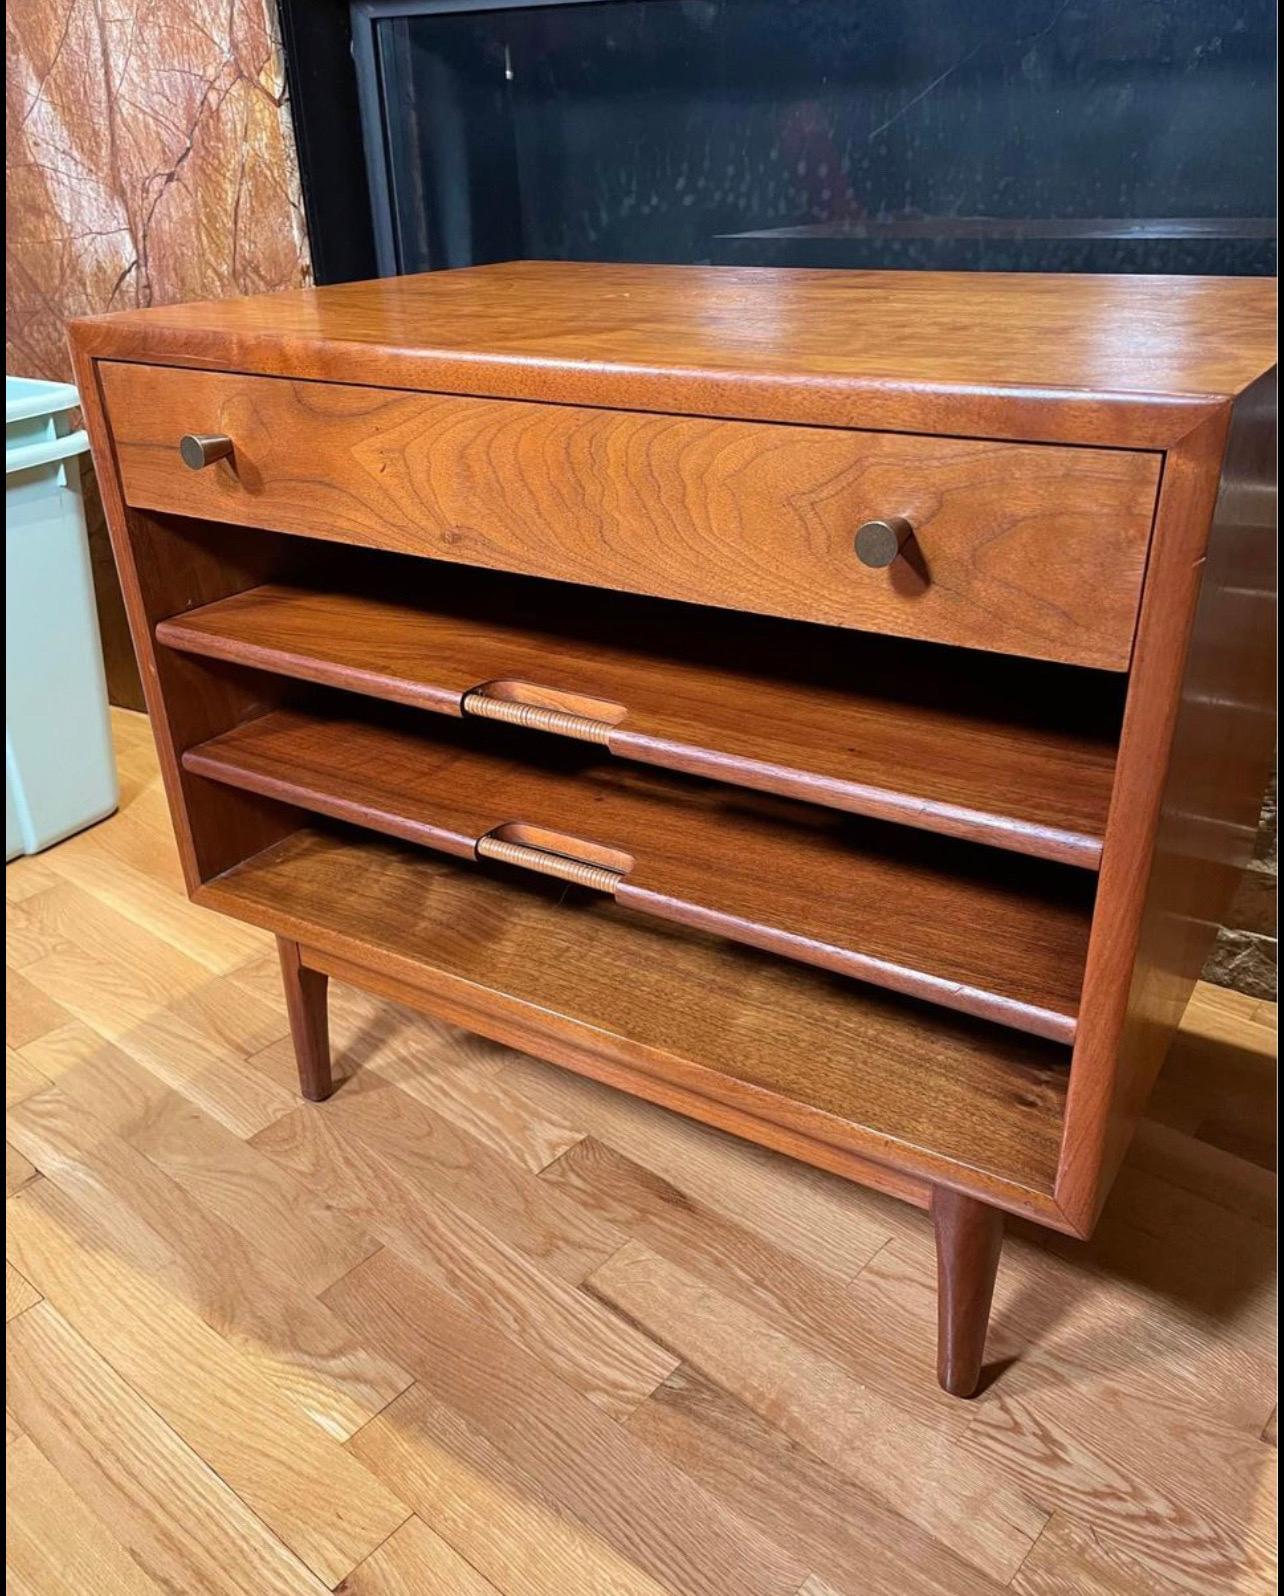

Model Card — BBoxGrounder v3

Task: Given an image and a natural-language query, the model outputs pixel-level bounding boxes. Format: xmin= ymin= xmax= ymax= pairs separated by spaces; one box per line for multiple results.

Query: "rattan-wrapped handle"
xmin=476 ymin=835 xmax=623 ymax=893
xmin=462 ymin=691 xmax=614 ymax=746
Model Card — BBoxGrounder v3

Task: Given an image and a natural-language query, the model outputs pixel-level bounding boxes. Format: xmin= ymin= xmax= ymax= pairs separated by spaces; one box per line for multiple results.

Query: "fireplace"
xmin=280 ymin=0 xmax=1276 ymax=282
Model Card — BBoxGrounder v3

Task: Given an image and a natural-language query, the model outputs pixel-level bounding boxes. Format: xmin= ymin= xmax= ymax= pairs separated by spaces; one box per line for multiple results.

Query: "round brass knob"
xmin=854 ymin=517 xmax=913 ymax=568
xmin=179 ymin=433 xmax=233 ymax=470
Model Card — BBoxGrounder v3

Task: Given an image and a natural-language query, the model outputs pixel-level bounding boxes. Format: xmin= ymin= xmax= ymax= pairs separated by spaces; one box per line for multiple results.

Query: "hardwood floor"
xmin=6 ymin=709 xmax=1278 ymax=1595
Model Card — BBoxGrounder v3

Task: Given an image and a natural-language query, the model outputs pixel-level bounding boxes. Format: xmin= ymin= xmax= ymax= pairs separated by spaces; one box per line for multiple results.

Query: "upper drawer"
xmin=100 ymin=361 xmax=1160 ymax=668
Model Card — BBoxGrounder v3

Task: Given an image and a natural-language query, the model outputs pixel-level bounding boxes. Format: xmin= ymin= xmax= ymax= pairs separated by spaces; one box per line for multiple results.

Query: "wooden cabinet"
xmin=70 ymin=261 xmax=1276 ymax=1396
xmin=100 ymin=360 xmax=1159 ymax=666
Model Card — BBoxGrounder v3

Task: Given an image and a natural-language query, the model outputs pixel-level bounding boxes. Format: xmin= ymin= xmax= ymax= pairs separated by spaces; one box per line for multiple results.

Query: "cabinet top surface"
xmin=73 ymin=261 xmax=1277 ymax=445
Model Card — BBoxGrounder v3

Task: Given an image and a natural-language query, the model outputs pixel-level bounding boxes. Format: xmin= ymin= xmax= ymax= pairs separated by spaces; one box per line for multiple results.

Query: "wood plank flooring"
xmin=6 ymin=709 xmax=1278 ymax=1595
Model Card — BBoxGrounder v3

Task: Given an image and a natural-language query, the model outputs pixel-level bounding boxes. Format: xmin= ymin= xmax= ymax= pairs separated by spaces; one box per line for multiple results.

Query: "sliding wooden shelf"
xmin=182 ymin=700 xmax=1093 ymax=1041
xmin=157 ymin=577 xmax=1121 ymax=868
xmin=197 ymin=826 xmax=1072 ymax=1203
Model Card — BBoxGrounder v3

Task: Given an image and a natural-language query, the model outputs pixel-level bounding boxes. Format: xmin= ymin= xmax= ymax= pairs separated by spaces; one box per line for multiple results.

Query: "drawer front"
xmin=101 ymin=361 xmax=1160 ymax=668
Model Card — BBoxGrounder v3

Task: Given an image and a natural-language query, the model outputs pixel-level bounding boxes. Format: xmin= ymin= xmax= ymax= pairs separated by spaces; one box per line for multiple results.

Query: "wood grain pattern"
xmin=6 ymin=1260 xmax=41 ymax=1323
xmin=288 ymin=943 xmax=1007 ymax=1220
xmin=45 ymin=1036 xmax=380 ymax=1297
xmin=13 ymin=881 xmax=295 ymax=1138
xmin=963 ymin=1386 xmax=1277 ymax=1594
xmin=627 ymin=1368 xmax=1003 ymax=1596
xmin=6 ymin=1179 xmax=411 ymax=1586
xmin=7 ymin=1302 xmax=331 ymax=1595
xmin=508 ymin=1054 xmax=899 ymax=1281
xmin=6 ymin=975 xmax=69 ymax=1054
xmin=184 ymin=705 xmax=1093 ymax=1041
xmin=32 ymin=823 xmax=264 ymax=973
xmin=245 ymin=974 xmax=586 ymax=1174
xmin=7 ymin=1045 xmax=50 ymax=1110
xmin=931 ymin=1187 xmax=1005 ymax=1398
xmin=252 ymin=1076 xmax=624 ymax=1289
xmin=157 ymin=576 xmax=1122 ymax=865
xmin=539 ymin=1136 xmax=960 ymax=1433
xmin=854 ymin=1215 xmax=1273 ymax=1436
xmin=347 ymin=1385 xmax=681 ymax=1596
xmin=6 ymin=1435 xmax=169 ymax=1596
xmin=583 ymin=1241 xmax=1046 ymax=1582
xmin=7 ymin=856 xmax=61 ymax=904
xmin=6 ymin=1140 xmax=38 ymax=1198
xmin=327 ymin=1248 xmax=810 ymax=1596
xmin=80 ymin=313 xmax=303 ymax=892
xmin=1010 ymin=1513 xmax=1181 ymax=1596
xmin=339 ymin=1516 xmax=504 ymax=1596
xmin=198 ymin=826 xmax=1070 ymax=1214
xmin=277 ymin=936 xmax=332 ymax=1102
xmin=6 ymin=1075 xmax=413 ymax=1442
xmin=71 ymin=262 xmax=1277 ymax=447
xmin=838 ymin=1257 xmax=1276 ymax=1591
xmin=5 ymin=723 xmax=1277 ymax=1594
xmin=1061 ymin=373 xmax=1278 ymax=1233
xmin=103 ymin=360 xmax=1160 ymax=668
xmin=248 ymin=1093 xmax=679 ymax=1417
xmin=82 ymin=362 xmax=299 ymax=892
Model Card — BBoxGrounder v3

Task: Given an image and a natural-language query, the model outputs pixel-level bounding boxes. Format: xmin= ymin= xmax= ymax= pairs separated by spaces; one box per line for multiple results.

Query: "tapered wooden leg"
xmin=277 ymin=936 xmax=332 ymax=1102
xmin=931 ymin=1186 xmax=1004 ymax=1398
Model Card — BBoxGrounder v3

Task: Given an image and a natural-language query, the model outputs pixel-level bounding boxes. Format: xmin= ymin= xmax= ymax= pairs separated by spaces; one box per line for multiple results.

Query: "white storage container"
xmin=6 ymin=376 xmax=118 ymax=859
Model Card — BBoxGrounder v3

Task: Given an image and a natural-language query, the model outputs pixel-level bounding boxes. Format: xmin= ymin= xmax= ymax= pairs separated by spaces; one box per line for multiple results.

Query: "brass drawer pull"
xmin=462 ymin=690 xmax=614 ymax=746
xmin=854 ymin=517 xmax=913 ymax=568
xmin=476 ymin=835 xmax=623 ymax=893
xmin=179 ymin=433 xmax=234 ymax=470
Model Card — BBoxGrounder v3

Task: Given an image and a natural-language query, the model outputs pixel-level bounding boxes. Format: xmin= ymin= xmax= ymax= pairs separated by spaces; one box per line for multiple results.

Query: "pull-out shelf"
xmin=157 ymin=576 xmax=1122 ymax=868
xmin=182 ymin=700 xmax=1093 ymax=1041
xmin=196 ymin=826 xmax=1071 ymax=1211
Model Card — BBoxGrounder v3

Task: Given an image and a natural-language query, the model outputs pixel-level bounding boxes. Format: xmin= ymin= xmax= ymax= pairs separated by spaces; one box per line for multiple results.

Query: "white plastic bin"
xmin=6 ymin=376 xmax=118 ymax=859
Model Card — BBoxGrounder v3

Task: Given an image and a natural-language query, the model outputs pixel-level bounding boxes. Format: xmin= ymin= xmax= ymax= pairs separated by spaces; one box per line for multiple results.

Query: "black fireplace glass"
xmin=353 ymin=0 xmax=1276 ymax=277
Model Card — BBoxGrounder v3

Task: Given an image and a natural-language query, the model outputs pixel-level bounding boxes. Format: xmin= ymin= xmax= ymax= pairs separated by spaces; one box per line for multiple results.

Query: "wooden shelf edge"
xmin=612 ymin=732 xmax=1104 ymax=869
xmin=193 ymin=854 xmax=1070 ymax=1228
xmin=182 ymin=741 xmax=476 ymax=858
xmin=156 ymin=614 xmax=465 ymax=719
xmin=71 ymin=304 xmax=1231 ymax=451
xmin=620 ymin=884 xmax=1078 ymax=1045
xmin=156 ymin=593 xmax=1109 ymax=871
xmin=180 ymin=732 xmax=1083 ymax=1045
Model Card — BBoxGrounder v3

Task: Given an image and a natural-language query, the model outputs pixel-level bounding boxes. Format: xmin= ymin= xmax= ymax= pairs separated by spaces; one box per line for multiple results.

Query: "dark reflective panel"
xmin=363 ymin=0 xmax=1276 ymax=276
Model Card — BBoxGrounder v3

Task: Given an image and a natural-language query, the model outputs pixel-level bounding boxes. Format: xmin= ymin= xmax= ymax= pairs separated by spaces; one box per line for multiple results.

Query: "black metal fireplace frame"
xmin=276 ymin=0 xmax=379 ymax=284
xmin=351 ymin=0 xmax=617 ymax=276
xmin=279 ymin=0 xmax=1276 ymax=285
xmin=277 ymin=0 xmax=621 ymax=283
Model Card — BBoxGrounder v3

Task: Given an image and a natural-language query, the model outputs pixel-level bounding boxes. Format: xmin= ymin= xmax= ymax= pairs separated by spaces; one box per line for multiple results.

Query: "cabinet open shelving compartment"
xmin=147 ymin=512 xmax=1100 ymax=1153
xmin=70 ymin=261 xmax=1276 ymax=1395
xmin=140 ymin=512 xmax=1099 ymax=1173
xmin=156 ymin=560 xmax=1123 ymax=867
xmin=198 ymin=822 xmax=1074 ymax=1207
xmin=180 ymin=692 xmax=1096 ymax=1038
xmin=144 ymin=519 xmax=1120 ymax=1023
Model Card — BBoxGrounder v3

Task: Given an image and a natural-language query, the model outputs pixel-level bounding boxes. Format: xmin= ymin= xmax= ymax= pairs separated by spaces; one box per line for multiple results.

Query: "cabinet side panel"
xmin=1059 ymin=373 xmax=1277 ymax=1232
xmin=69 ymin=340 xmax=301 ymax=888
